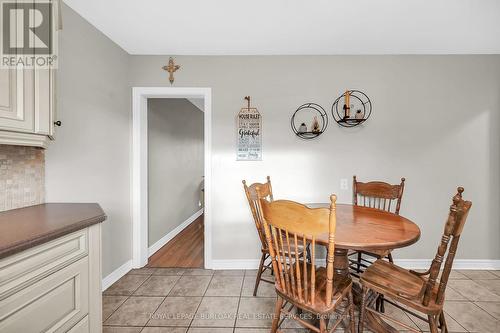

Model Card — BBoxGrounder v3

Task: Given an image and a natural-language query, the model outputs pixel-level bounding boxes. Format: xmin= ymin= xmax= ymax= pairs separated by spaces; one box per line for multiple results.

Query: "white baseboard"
xmin=102 ymin=260 xmax=133 ymax=291
xmin=211 ymin=259 xmax=500 ymax=271
xmin=148 ymin=208 xmax=204 ymax=257
xmin=395 ymin=259 xmax=500 ymax=270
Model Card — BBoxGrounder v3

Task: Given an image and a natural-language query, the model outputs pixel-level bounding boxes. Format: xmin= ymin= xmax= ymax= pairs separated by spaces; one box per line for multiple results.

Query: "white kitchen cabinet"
xmin=0 ymin=0 xmax=58 ymax=148
xmin=0 ymin=225 xmax=102 ymax=333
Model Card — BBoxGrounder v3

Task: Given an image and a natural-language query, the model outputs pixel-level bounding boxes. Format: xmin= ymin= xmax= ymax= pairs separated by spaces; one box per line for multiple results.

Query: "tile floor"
xmin=103 ymin=268 xmax=500 ymax=333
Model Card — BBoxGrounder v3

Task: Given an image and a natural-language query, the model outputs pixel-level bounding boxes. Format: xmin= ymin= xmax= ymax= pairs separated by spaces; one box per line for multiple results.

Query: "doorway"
xmin=146 ymin=98 xmax=204 ymax=268
xmin=132 ymin=87 xmax=212 ymax=269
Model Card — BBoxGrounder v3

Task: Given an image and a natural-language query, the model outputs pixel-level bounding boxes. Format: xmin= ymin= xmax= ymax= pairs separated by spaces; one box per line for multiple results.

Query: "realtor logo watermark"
xmin=1 ymin=0 xmax=57 ymax=68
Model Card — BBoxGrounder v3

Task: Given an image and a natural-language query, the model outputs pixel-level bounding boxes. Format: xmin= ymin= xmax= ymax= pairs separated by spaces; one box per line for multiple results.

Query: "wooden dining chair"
xmin=243 ymin=177 xmax=309 ymax=296
xmin=257 ymin=194 xmax=355 ymax=333
xmin=349 ymin=175 xmax=406 ymax=274
xmin=359 ymin=187 xmax=472 ymax=333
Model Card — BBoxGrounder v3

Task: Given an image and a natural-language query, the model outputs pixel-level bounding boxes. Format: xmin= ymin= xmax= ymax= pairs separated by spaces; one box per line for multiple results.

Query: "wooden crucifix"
xmin=162 ymin=57 xmax=180 ymax=84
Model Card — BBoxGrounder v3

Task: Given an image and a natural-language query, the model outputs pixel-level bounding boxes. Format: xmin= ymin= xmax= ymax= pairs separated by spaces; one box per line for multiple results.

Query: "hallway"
xmin=147 ymin=214 xmax=204 ymax=268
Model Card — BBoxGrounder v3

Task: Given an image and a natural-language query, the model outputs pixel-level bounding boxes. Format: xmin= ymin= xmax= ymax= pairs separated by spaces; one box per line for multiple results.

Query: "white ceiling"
xmin=64 ymin=0 xmax=500 ymax=55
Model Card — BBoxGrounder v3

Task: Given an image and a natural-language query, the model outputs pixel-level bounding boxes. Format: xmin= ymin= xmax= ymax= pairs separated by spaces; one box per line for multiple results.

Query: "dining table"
xmin=307 ymin=203 xmax=421 ymax=333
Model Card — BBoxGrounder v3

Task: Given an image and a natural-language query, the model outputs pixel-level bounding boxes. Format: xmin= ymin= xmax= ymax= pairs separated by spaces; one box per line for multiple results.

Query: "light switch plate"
xmin=340 ymin=178 xmax=348 ymax=190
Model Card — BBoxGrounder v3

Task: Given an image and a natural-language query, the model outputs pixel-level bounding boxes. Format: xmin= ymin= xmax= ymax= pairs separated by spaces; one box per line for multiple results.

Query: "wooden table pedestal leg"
xmin=334 ymin=247 xmax=398 ymax=333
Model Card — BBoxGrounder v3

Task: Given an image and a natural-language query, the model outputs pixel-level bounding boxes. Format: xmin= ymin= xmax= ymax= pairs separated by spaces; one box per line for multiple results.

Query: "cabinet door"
xmin=0 ymin=257 xmax=89 ymax=333
xmin=34 ymin=68 xmax=55 ymax=136
xmin=67 ymin=316 xmax=89 ymax=333
xmin=0 ymin=66 xmax=35 ymax=133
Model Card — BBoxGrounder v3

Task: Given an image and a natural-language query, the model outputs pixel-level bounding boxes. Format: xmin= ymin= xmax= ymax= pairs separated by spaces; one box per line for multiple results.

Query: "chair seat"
xmin=361 ymin=259 xmax=425 ymax=299
xmin=276 ymin=262 xmax=352 ymax=314
xmin=360 ymin=259 xmax=443 ymax=314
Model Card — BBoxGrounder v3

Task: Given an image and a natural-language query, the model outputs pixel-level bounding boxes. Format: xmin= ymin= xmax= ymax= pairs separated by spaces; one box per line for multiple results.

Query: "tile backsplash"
xmin=0 ymin=145 xmax=45 ymax=211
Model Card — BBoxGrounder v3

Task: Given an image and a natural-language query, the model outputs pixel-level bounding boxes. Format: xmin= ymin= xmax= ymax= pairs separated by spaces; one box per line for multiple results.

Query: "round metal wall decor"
xmin=331 ymin=90 xmax=372 ymax=127
xmin=291 ymin=103 xmax=328 ymax=139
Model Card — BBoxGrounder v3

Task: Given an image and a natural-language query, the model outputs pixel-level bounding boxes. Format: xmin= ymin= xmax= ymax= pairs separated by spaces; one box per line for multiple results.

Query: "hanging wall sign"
xmin=236 ymin=96 xmax=262 ymax=161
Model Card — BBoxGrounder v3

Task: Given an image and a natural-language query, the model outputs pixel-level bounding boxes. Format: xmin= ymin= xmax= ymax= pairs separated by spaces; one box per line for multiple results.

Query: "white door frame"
xmin=132 ymin=87 xmax=212 ymax=268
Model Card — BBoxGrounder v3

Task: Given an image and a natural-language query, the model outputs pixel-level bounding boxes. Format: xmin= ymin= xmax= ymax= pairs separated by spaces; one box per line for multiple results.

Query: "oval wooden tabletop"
xmin=308 ymin=203 xmax=421 ymax=251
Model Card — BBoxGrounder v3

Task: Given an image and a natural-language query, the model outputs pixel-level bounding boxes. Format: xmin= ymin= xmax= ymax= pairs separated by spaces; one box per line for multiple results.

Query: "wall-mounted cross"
xmin=162 ymin=57 xmax=180 ymax=84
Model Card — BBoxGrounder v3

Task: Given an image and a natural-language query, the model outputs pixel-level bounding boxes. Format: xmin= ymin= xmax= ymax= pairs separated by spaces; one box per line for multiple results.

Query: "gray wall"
xmin=148 ymin=98 xmax=204 ymax=247
xmin=45 ymin=5 xmax=500 ymax=277
xmin=130 ymin=55 xmax=500 ymax=262
xmin=46 ymin=4 xmax=131 ymax=277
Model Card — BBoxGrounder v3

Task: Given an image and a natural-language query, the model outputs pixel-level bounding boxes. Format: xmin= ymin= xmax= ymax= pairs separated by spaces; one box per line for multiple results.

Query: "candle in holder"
xmin=344 ymin=90 xmax=350 ymax=118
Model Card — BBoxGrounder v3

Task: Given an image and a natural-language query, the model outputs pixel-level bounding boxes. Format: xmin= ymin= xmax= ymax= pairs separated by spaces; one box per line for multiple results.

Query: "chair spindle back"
xmin=423 ymin=187 xmax=472 ymax=306
xmin=353 ymin=175 xmax=405 ymax=214
xmin=257 ymin=193 xmax=338 ymax=307
xmin=242 ymin=177 xmax=274 ymax=251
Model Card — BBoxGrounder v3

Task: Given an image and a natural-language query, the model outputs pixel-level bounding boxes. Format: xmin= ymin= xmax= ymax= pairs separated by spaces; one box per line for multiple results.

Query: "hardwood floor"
xmin=147 ymin=214 xmax=204 ymax=268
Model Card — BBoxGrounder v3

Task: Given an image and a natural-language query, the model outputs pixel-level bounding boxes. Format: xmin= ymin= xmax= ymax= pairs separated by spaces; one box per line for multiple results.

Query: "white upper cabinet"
xmin=0 ymin=0 xmax=59 ymax=148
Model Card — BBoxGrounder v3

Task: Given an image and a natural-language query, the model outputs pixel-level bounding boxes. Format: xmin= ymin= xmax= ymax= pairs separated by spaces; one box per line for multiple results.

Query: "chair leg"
xmin=357 ymin=252 xmax=362 ymax=272
xmin=270 ymin=296 xmax=284 ymax=333
xmin=428 ymin=315 xmax=439 ymax=333
xmin=253 ymin=253 xmax=266 ymax=296
xmin=358 ymin=286 xmax=368 ymax=333
xmin=306 ymin=244 xmax=312 ymax=263
xmin=439 ymin=310 xmax=448 ymax=333
xmin=379 ymin=294 xmax=385 ymax=313
xmin=319 ymin=317 xmax=328 ymax=333
xmin=348 ymin=292 xmax=356 ymax=333
xmin=387 ymin=252 xmax=394 ymax=263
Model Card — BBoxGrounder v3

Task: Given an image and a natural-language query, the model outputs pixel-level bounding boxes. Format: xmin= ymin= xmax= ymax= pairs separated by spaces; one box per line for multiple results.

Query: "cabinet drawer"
xmin=0 ymin=257 xmax=89 ymax=333
xmin=0 ymin=229 xmax=88 ymax=299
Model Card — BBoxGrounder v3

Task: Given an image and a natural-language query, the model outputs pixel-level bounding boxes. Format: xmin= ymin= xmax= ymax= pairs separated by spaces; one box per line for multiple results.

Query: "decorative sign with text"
xmin=237 ymin=97 xmax=262 ymax=161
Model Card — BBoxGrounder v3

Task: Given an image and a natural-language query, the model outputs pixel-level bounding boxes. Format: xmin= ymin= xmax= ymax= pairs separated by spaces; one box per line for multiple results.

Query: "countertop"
xmin=0 ymin=203 xmax=106 ymax=259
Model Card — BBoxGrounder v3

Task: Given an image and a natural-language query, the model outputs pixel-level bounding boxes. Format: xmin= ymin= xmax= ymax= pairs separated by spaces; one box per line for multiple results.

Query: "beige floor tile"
xmin=104 ymin=296 xmax=164 ymax=326
xmin=244 ymin=269 xmax=273 ymax=278
xmin=457 ymin=270 xmax=498 ymax=280
xmin=102 ymin=296 xmax=128 ymax=322
xmin=153 ymin=268 xmax=186 ymax=276
xmin=411 ymin=311 xmax=466 ymax=332
xmin=445 ymin=286 xmax=469 ymax=301
xmin=141 ymin=328 xmax=188 ymax=333
xmin=236 ymin=297 xmax=276 ymax=328
xmin=448 ymin=279 xmax=500 ymax=301
xmin=205 ymin=275 xmax=243 ymax=296
xmin=133 ymin=275 xmax=181 ymax=296
xmin=103 ymin=274 xmax=150 ymax=296
xmin=375 ymin=303 xmax=420 ymax=331
xmin=103 ymin=327 xmax=142 ymax=333
xmin=490 ymin=270 xmax=500 ymax=278
xmin=147 ymin=296 xmax=202 ymax=327
xmin=444 ymin=301 xmax=499 ymax=333
xmin=475 ymin=279 xmax=500 ymax=296
xmin=234 ymin=329 xmax=308 ymax=333
xmin=241 ymin=276 xmax=276 ymax=297
xmin=182 ymin=269 xmax=214 ymax=276
xmin=188 ymin=328 xmax=233 ymax=333
xmin=214 ymin=269 xmax=246 ymax=276
xmin=129 ymin=267 xmax=157 ymax=275
xmin=280 ymin=313 xmax=307 ymax=329
xmin=447 ymin=270 xmax=469 ymax=280
xmin=191 ymin=296 xmax=239 ymax=327
xmin=169 ymin=275 xmax=212 ymax=296
xmin=475 ymin=302 xmax=500 ymax=319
